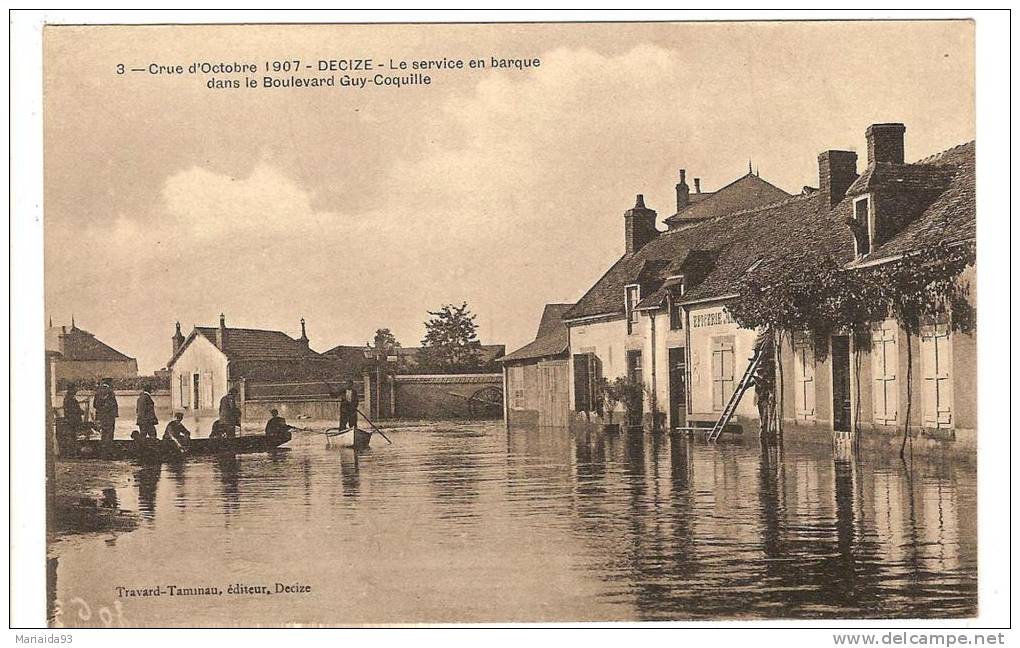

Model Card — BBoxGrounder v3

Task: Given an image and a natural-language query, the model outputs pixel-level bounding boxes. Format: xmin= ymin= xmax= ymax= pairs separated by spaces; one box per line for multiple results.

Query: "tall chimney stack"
xmin=694 ymin=178 xmax=701 ymax=194
xmin=625 ymin=194 xmax=659 ymax=254
xmin=298 ymin=317 xmax=309 ymax=352
xmin=172 ymin=321 xmax=185 ymax=355
xmin=216 ymin=313 xmax=227 ymax=350
xmin=818 ymin=150 xmax=858 ymax=208
xmin=866 ymin=123 xmax=906 ymax=166
xmin=675 ymin=169 xmax=690 ymax=212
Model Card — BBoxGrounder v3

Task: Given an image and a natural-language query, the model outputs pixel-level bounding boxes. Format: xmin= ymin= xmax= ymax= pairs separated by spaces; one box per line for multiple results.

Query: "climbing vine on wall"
xmin=725 ymin=240 xmax=975 ymax=452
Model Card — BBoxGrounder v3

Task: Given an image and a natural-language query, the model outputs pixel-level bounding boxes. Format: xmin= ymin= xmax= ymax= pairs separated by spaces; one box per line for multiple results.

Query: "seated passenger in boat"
xmin=265 ymin=408 xmax=294 ymax=436
xmin=163 ymin=412 xmax=191 ymax=447
xmin=208 ymin=419 xmax=231 ymax=439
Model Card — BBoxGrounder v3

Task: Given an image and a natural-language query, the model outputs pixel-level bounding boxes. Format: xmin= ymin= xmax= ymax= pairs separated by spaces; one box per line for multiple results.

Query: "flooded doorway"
xmin=668 ymin=347 xmax=687 ymax=430
xmin=831 ymin=335 xmax=852 ymax=432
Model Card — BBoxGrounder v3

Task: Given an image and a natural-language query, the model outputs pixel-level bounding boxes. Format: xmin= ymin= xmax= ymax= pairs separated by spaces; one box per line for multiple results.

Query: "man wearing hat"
xmin=135 ymin=383 xmax=159 ymax=439
xmin=93 ymin=377 xmax=119 ymax=448
xmin=265 ymin=408 xmax=295 ymax=437
xmin=218 ymin=386 xmax=242 ymax=437
xmin=339 ymin=379 xmax=360 ymax=431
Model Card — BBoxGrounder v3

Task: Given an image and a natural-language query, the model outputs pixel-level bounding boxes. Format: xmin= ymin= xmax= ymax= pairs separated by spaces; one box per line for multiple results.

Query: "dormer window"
xmin=625 ymin=284 xmax=640 ymax=334
xmin=851 ymin=195 xmax=873 ymax=257
xmin=663 ymin=275 xmax=685 ymax=331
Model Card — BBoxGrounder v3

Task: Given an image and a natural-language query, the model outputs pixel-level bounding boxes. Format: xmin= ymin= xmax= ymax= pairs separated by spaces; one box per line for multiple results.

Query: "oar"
xmin=322 ymin=426 xmax=356 ymax=437
xmin=357 ymin=408 xmax=392 ymax=444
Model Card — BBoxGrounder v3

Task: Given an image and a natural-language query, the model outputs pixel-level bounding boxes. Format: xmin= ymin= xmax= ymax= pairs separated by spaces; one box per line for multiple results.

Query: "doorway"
xmin=831 ymin=335 xmax=852 ymax=432
xmin=668 ymin=347 xmax=687 ymax=430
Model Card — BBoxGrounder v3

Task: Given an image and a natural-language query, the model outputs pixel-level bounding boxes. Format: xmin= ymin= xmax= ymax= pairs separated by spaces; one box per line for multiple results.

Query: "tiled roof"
xmin=847 ymin=141 xmax=975 ymax=262
xmin=227 ymin=356 xmax=349 ymax=383
xmin=49 ymin=326 xmax=135 ymax=362
xmin=195 ymin=326 xmax=312 ymax=360
xmin=565 ymin=139 xmax=974 ymax=318
xmin=501 ymin=303 xmax=572 ymax=363
xmin=664 ymin=173 xmax=791 ymax=228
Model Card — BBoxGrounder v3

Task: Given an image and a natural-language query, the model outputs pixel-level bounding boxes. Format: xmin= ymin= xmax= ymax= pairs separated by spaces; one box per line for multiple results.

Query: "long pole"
xmin=357 ymin=407 xmax=392 ymax=444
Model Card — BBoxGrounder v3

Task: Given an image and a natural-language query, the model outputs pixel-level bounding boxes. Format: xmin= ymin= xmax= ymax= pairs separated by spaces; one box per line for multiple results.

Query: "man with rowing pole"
xmin=338 ymin=380 xmax=360 ymax=431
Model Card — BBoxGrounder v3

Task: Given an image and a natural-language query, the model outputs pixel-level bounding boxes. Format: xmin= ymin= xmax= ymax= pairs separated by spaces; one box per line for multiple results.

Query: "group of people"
xmin=60 ymin=378 xmax=360 ymax=446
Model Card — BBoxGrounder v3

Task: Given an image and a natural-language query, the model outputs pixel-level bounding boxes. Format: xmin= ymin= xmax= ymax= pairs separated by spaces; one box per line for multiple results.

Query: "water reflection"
xmin=54 ymin=423 xmax=977 ymax=625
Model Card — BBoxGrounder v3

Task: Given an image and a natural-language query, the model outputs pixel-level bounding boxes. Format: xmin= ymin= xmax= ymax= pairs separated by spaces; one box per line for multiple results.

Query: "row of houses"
xmin=166 ymin=315 xmax=505 ymax=421
xmin=502 ymin=123 xmax=976 ymax=453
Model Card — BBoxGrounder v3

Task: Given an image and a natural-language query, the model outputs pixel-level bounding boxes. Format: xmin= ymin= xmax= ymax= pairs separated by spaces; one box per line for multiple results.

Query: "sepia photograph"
xmin=8 ymin=9 xmax=1014 ymax=638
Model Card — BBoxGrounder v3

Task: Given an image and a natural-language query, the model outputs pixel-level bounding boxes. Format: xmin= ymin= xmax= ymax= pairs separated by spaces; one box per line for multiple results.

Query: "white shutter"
xmin=794 ymin=333 xmax=816 ymax=419
xmin=921 ymin=323 xmax=953 ymax=428
xmin=203 ymin=372 xmax=214 ymax=411
xmin=872 ymin=322 xmax=898 ymax=424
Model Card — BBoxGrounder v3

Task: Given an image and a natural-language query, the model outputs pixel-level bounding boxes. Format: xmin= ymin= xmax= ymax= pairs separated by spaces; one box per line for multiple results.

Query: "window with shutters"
xmin=920 ymin=322 xmax=953 ymax=428
xmin=852 ymin=196 xmax=872 ymax=256
xmin=179 ymin=374 xmax=190 ymax=408
xmin=572 ymin=353 xmax=601 ymax=412
xmin=872 ymin=321 xmax=899 ymax=424
xmin=711 ymin=337 xmax=735 ymax=412
xmin=793 ymin=332 xmax=816 ymax=420
xmin=625 ymin=284 xmax=640 ymax=334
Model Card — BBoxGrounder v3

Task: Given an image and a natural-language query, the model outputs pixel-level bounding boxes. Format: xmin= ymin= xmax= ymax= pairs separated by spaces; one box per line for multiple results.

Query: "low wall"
xmin=241 ymin=398 xmax=341 ymax=424
xmin=392 ymin=374 xmax=502 ymax=420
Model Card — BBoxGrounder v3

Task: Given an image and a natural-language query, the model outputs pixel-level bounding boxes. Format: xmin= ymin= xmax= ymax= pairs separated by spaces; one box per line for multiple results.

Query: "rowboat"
xmin=324 ymin=426 xmax=372 ymax=450
xmin=59 ymin=429 xmax=292 ymax=463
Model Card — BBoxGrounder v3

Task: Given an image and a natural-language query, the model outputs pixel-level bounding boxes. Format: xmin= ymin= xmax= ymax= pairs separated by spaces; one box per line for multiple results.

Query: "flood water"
xmin=50 ymin=422 xmax=977 ymax=625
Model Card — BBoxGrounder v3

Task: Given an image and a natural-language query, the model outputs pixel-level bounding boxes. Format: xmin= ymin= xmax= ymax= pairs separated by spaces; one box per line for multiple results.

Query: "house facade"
xmin=45 ymin=320 xmax=138 ymax=385
xmin=167 ymin=315 xmax=346 ymax=421
xmin=556 ymin=123 xmax=976 ymax=455
xmin=501 ymin=303 xmax=572 ymax=428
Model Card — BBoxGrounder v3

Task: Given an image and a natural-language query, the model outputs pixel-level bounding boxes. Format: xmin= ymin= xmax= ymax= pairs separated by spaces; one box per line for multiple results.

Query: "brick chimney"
xmin=675 ymin=169 xmax=690 ymax=212
xmin=694 ymin=178 xmax=701 ymax=194
xmin=818 ymin=150 xmax=858 ymax=207
xmin=216 ymin=313 xmax=227 ymax=350
xmin=298 ymin=317 xmax=309 ymax=352
xmin=866 ymin=123 xmax=906 ymax=166
xmin=625 ymin=194 xmax=658 ymax=254
xmin=172 ymin=321 xmax=185 ymax=355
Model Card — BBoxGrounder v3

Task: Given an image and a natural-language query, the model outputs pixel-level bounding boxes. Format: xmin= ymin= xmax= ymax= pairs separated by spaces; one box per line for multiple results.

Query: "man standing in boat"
xmin=93 ymin=377 xmax=119 ymax=449
xmin=62 ymin=385 xmax=86 ymax=433
xmin=135 ymin=383 xmax=159 ymax=439
xmin=339 ymin=380 xmax=359 ymax=431
xmin=219 ymin=386 xmax=242 ymax=437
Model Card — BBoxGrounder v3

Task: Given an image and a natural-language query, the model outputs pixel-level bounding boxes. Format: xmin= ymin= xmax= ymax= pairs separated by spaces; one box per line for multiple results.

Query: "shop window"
xmin=793 ymin=332 xmax=816 ymax=419
xmin=711 ymin=338 xmax=735 ymax=411
xmin=872 ymin=321 xmax=899 ymax=424
xmin=920 ymin=322 xmax=953 ymax=428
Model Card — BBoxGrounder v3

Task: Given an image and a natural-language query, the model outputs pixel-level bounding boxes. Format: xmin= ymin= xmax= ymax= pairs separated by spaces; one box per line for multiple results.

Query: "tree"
xmin=418 ymin=302 xmax=484 ymax=374
xmin=372 ymin=328 xmax=400 ymax=355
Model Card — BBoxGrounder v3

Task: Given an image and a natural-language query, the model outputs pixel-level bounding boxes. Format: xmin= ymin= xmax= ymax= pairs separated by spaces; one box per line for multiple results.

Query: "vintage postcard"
xmin=9 ymin=12 xmax=1012 ymax=635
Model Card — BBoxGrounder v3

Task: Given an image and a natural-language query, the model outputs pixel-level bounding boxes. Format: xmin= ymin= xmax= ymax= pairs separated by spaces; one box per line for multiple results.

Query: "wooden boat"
xmin=60 ymin=429 xmax=292 ymax=463
xmin=324 ymin=426 xmax=372 ymax=450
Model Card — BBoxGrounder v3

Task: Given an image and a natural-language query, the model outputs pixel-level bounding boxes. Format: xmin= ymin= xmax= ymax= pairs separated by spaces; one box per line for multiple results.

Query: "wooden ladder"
xmin=706 ymin=342 xmax=768 ymax=443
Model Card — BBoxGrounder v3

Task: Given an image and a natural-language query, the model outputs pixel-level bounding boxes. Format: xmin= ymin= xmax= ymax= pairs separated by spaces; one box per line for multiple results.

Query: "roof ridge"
xmin=912 ymin=140 xmax=975 ymax=166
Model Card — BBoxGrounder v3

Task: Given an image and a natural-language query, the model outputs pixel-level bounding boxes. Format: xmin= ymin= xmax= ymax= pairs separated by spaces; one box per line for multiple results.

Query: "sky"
xmin=43 ymin=21 xmax=975 ymax=373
